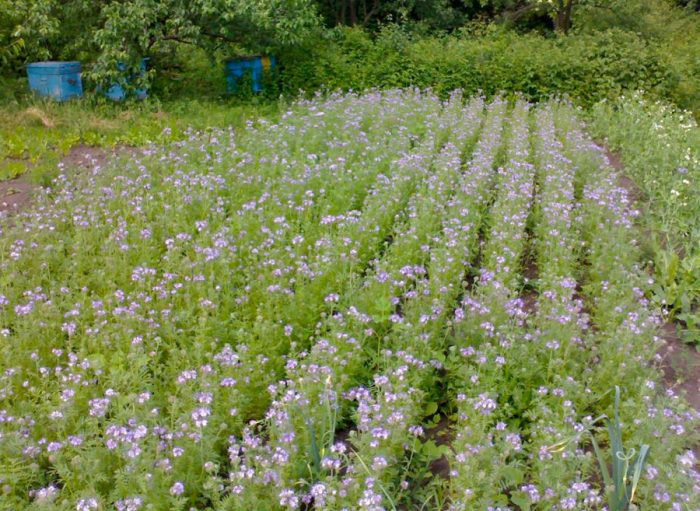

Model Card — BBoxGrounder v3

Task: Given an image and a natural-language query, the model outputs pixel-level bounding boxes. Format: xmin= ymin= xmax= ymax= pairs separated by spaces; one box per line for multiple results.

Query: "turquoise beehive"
xmin=27 ymin=61 xmax=83 ymax=101
xmin=104 ymin=58 xmax=150 ymax=101
xmin=225 ymin=55 xmax=276 ymax=93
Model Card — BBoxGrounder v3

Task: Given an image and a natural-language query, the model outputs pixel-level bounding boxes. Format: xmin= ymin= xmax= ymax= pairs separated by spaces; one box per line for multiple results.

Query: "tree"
xmin=314 ymin=0 xmax=500 ymax=30
xmin=487 ymin=0 xmax=615 ymax=33
xmin=530 ymin=0 xmax=621 ymax=33
xmin=0 ymin=0 xmax=320 ymax=84
xmin=534 ymin=0 xmax=576 ymax=32
xmin=0 ymin=0 xmax=59 ymax=69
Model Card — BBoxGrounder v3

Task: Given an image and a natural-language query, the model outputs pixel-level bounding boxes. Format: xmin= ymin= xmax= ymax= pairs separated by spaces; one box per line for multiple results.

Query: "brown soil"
xmin=602 ymin=146 xmax=624 ymax=171
xmin=519 ymin=242 xmax=539 ymax=317
xmin=426 ymin=415 xmax=453 ymax=479
xmin=60 ymin=144 xmax=115 ymax=171
xmin=333 ymin=426 xmax=353 ymax=445
xmin=522 ymin=258 xmax=538 ymax=282
xmin=521 ymin=290 xmax=538 ymax=317
xmin=0 ymin=176 xmax=34 ymax=215
xmin=1 ymin=145 xmax=131 ymax=217
xmin=657 ymin=322 xmax=700 ymax=412
xmin=428 ymin=454 xmax=450 ymax=480
xmin=602 ymin=146 xmax=645 ymax=204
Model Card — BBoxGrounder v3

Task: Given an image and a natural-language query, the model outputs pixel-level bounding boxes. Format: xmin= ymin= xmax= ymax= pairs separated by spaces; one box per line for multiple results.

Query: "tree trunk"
xmin=340 ymin=0 xmax=349 ymax=25
xmin=362 ymin=0 xmax=380 ymax=26
xmin=336 ymin=0 xmax=345 ymax=25
xmin=349 ymin=0 xmax=357 ymax=25
xmin=555 ymin=0 xmax=575 ymax=34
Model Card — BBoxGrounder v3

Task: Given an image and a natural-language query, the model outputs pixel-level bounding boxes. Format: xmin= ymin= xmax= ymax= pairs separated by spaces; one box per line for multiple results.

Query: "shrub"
xmin=277 ymin=26 xmax=676 ymax=107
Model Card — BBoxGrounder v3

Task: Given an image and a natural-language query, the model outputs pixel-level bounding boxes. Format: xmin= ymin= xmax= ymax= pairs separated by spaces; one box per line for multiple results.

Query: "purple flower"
xmin=279 ymin=488 xmax=299 ymax=508
xmin=115 ymin=497 xmax=143 ymax=511
xmin=169 ymin=481 xmax=185 ymax=496
xmin=76 ymin=497 xmax=99 ymax=511
xmin=474 ymin=393 xmax=497 ymax=415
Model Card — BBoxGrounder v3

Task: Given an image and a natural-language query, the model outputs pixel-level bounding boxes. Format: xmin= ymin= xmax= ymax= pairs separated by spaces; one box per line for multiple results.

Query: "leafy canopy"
xmin=1 ymin=0 xmax=320 ymax=85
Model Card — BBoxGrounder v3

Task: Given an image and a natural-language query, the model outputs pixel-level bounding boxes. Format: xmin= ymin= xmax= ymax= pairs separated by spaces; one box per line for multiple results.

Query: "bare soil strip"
xmin=0 ymin=176 xmax=34 ymax=214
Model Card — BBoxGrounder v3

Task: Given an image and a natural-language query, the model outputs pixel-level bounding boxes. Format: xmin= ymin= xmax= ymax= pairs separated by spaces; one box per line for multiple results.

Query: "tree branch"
xmin=363 ymin=0 xmax=380 ymax=26
xmin=501 ymin=2 xmax=537 ymax=23
xmin=201 ymin=30 xmax=241 ymax=44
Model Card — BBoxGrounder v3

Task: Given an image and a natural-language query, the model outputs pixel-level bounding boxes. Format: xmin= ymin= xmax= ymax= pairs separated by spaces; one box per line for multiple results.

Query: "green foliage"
xmin=147 ymin=45 xmax=230 ymax=100
xmin=0 ymin=0 xmax=53 ymax=68
xmin=589 ymin=93 xmax=700 ymax=345
xmin=590 ymin=387 xmax=650 ymax=511
xmin=2 ymin=0 xmax=696 ymax=114
xmin=650 ymin=250 xmax=700 ymax=345
xmin=0 ymin=0 xmax=319 ymax=89
xmin=0 ymin=96 xmax=280 ymax=184
xmin=310 ymin=0 xmax=618 ymax=32
xmin=0 ymin=90 xmax=698 ymax=510
xmin=575 ymin=0 xmax=700 ymax=115
xmin=312 ymin=0 xmax=501 ymax=30
xmin=278 ymin=25 xmax=675 ymax=107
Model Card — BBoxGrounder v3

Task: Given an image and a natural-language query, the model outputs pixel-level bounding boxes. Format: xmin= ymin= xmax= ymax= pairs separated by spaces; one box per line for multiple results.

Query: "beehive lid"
xmin=27 ymin=61 xmax=81 ymax=74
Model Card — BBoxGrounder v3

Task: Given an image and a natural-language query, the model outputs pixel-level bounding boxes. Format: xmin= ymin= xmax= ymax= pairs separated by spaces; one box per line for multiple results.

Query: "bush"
xmin=277 ymin=26 xmax=677 ymax=107
xmin=575 ymin=0 xmax=700 ymax=116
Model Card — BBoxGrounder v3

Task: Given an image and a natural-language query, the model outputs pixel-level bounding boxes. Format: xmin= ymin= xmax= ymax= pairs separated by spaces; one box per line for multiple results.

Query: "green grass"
xmin=0 ymin=90 xmax=278 ymax=184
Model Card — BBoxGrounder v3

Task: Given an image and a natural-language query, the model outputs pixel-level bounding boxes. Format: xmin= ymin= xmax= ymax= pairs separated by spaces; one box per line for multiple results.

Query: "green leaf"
xmin=375 ymin=296 xmax=393 ymax=315
xmin=609 ymin=386 xmax=625 ymax=506
xmin=501 ymin=465 xmax=524 ymax=487
xmin=629 ymin=444 xmax=650 ymax=505
xmin=88 ymin=353 xmax=106 ymax=371
xmin=424 ymin=401 xmax=438 ymax=416
xmin=510 ymin=491 xmax=531 ymax=511
xmin=591 ymin=435 xmax=613 ymax=494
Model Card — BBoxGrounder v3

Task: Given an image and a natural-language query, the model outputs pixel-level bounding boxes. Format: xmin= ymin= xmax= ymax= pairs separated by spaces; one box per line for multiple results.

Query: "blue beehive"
xmin=27 ymin=61 xmax=83 ymax=101
xmin=225 ymin=55 xmax=276 ymax=93
xmin=104 ymin=58 xmax=149 ymax=101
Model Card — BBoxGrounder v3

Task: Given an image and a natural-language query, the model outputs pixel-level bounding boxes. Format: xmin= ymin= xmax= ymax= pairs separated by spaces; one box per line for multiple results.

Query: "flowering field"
xmin=0 ymin=90 xmax=697 ymax=510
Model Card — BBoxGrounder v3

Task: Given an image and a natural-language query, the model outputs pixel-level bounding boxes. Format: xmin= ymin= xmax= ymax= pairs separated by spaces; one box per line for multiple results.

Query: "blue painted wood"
xmin=27 ymin=61 xmax=83 ymax=101
xmin=104 ymin=58 xmax=149 ymax=101
xmin=225 ymin=55 xmax=276 ymax=93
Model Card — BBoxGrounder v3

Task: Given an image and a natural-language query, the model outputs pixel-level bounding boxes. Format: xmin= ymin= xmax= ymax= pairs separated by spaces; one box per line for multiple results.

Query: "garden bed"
xmin=0 ymin=90 xmax=697 ymax=510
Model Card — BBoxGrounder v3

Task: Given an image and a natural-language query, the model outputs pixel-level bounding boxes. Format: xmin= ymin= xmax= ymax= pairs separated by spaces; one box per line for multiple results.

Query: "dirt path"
xmin=657 ymin=323 xmax=700 ymax=411
xmin=0 ymin=177 xmax=34 ymax=214
xmin=1 ymin=145 xmax=128 ymax=217
xmin=602 ymin=145 xmax=700 ymax=413
xmin=60 ymin=144 xmax=116 ymax=171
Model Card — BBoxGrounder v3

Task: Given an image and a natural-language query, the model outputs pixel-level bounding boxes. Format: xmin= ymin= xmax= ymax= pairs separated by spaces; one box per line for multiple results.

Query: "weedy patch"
xmin=22 ymin=107 xmax=55 ymax=128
